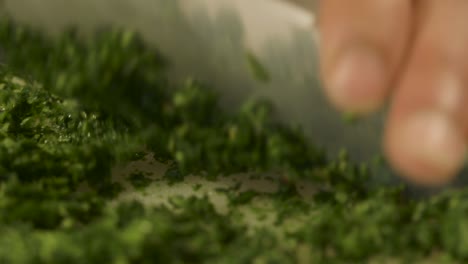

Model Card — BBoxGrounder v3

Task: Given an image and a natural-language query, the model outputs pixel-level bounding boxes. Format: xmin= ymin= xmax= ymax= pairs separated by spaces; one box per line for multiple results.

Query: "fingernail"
xmin=401 ymin=111 xmax=466 ymax=179
xmin=329 ymin=46 xmax=387 ymax=113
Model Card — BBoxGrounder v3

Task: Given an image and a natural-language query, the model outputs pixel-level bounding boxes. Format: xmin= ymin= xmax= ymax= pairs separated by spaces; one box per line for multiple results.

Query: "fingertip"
xmin=318 ymin=0 xmax=412 ymax=115
xmin=385 ymin=111 xmax=466 ymax=187
xmin=323 ymin=45 xmax=389 ymax=114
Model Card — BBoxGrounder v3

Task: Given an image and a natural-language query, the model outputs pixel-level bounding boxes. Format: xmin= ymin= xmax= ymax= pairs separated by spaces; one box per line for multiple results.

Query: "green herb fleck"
xmin=128 ymin=171 xmax=152 ymax=190
xmin=246 ymin=51 xmax=271 ymax=83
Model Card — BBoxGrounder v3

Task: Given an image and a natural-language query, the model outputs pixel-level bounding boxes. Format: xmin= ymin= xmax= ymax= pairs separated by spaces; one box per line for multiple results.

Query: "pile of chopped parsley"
xmin=0 ymin=16 xmax=468 ymax=263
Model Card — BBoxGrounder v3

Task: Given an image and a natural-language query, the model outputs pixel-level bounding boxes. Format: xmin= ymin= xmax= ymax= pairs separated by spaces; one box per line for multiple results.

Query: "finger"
xmin=385 ymin=0 xmax=468 ymax=186
xmin=318 ymin=0 xmax=413 ymax=114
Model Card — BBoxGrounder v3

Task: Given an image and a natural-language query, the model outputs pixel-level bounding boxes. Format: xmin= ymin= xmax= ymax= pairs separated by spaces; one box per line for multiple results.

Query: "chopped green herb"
xmin=0 ymin=15 xmax=467 ymax=264
xmin=129 ymin=151 xmax=147 ymax=162
xmin=163 ymin=164 xmax=184 ymax=184
xmin=193 ymin=183 xmax=202 ymax=191
xmin=246 ymin=51 xmax=271 ymax=83
xmin=229 ymin=190 xmax=259 ymax=206
xmin=342 ymin=112 xmax=361 ymax=124
xmin=128 ymin=171 xmax=152 ymax=190
xmin=97 ymin=182 xmax=124 ymax=199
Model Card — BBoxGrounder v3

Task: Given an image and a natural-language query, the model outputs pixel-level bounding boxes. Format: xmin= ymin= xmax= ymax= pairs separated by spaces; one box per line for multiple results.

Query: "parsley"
xmin=0 ymin=15 xmax=467 ymax=264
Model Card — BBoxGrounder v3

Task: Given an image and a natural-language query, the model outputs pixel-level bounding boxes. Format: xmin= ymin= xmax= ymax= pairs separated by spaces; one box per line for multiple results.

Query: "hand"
xmin=318 ymin=1 xmax=468 ymax=186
